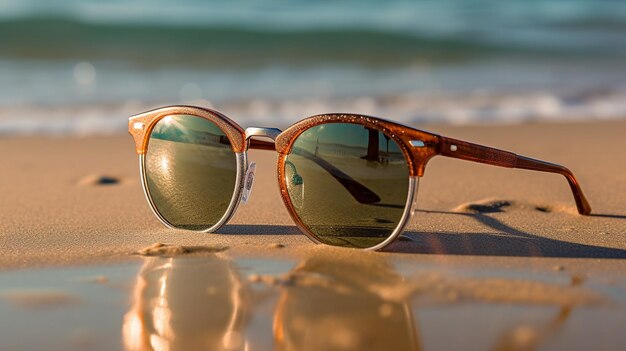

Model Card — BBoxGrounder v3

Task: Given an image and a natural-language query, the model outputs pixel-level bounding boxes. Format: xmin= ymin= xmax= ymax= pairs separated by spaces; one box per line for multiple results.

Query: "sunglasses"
xmin=128 ymin=105 xmax=591 ymax=250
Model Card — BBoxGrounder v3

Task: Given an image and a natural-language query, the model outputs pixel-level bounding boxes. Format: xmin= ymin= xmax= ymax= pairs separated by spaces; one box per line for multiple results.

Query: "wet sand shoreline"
xmin=0 ymin=249 xmax=624 ymax=350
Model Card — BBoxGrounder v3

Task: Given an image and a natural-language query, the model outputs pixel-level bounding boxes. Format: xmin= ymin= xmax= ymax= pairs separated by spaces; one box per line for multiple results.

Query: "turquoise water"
xmin=0 ymin=0 xmax=625 ymax=133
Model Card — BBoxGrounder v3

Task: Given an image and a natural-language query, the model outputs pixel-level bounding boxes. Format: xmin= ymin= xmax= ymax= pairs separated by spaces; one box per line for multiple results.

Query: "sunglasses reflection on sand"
xmin=128 ymin=105 xmax=591 ymax=250
xmin=122 ymin=253 xmax=417 ymax=351
xmin=122 ymin=252 xmax=582 ymax=351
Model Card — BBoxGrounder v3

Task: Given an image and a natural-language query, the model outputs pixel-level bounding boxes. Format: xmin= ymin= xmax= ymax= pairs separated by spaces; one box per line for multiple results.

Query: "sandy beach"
xmin=1 ymin=120 xmax=624 ymax=268
xmin=1 ymin=120 xmax=625 ymax=350
xmin=2 ymin=1 xmax=626 ymax=349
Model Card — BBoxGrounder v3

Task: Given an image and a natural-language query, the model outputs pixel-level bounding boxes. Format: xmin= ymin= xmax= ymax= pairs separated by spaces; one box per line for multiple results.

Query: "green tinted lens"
xmin=284 ymin=123 xmax=410 ymax=248
xmin=145 ymin=114 xmax=237 ymax=230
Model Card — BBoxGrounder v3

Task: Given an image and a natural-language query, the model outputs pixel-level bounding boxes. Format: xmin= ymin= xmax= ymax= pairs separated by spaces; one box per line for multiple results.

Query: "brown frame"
xmin=274 ymin=113 xmax=590 ymax=215
xmin=129 ymin=105 xmax=592 ymax=249
xmin=129 ymin=105 xmax=247 ymax=154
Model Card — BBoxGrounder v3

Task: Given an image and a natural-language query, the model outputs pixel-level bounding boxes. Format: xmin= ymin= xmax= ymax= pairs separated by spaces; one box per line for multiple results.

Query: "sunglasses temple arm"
xmin=438 ymin=136 xmax=592 ymax=215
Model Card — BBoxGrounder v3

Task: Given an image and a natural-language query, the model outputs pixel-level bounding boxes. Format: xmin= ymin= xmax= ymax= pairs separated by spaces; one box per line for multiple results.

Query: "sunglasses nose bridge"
xmin=245 ymin=127 xmax=283 ymax=152
xmin=244 ymin=127 xmax=282 ymax=141
xmin=239 ymin=127 xmax=282 ymax=205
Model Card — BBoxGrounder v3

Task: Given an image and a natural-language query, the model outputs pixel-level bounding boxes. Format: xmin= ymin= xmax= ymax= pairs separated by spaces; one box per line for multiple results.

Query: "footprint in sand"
xmin=77 ymin=174 xmax=121 ymax=186
xmin=134 ymin=243 xmax=228 ymax=257
xmin=453 ymin=199 xmax=514 ymax=214
xmin=453 ymin=198 xmax=561 ymax=214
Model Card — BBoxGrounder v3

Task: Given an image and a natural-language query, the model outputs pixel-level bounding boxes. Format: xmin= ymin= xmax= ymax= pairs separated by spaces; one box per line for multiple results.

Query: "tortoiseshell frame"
xmin=129 ymin=105 xmax=591 ymax=251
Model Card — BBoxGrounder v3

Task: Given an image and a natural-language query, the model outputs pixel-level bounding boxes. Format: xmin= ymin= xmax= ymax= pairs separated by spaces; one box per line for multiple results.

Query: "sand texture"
xmin=0 ymin=120 xmax=625 ymax=269
xmin=1 ymin=120 xmax=626 ymax=350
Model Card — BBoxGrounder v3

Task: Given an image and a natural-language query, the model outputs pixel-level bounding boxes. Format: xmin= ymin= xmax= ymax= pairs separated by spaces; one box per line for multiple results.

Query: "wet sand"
xmin=0 ymin=251 xmax=624 ymax=350
xmin=0 ymin=120 xmax=625 ymax=349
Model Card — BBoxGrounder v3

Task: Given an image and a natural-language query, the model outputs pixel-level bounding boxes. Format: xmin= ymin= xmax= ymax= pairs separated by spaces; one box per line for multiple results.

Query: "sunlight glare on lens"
xmin=160 ymin=156 xmax=169 ymax=172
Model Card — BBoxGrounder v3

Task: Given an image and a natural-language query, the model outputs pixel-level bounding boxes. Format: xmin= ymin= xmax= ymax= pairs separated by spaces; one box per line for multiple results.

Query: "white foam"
xmin=1 ymin=89 xmax=625 ymax=136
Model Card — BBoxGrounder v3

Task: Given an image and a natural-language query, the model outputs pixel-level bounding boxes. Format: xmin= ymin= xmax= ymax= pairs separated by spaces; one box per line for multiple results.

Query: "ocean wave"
xmin=0 ymin=17 xmax=509 ymax=64
xmin=2 ymin=90 xmax=624 ymax=135
xmin=1 ymin=12 xmax=624 ymax=65
xmin=1 ymin=0 xmax=624 ymax=134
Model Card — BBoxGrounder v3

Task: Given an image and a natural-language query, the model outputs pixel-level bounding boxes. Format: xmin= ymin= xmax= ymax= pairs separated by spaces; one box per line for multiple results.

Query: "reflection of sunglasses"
xmin=129 ymin=105 xmax=591 ymax=250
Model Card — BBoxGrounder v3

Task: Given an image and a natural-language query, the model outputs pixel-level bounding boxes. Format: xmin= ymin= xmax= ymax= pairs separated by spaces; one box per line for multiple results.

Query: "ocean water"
xmin=0 ymin=0 xmax=625 ymax=134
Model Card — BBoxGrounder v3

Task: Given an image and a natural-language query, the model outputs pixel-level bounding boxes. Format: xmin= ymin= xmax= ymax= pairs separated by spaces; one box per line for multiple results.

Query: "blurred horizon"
xmin=1 ymin=0 xmax=625 ymax=134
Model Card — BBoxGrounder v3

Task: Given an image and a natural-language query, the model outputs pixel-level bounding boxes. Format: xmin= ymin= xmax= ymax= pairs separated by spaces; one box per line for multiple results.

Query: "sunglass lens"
xmin=144 ymin=114 xmax=238 ymax=230
xmin=284 ymin=123 xmax=411 ymax=248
